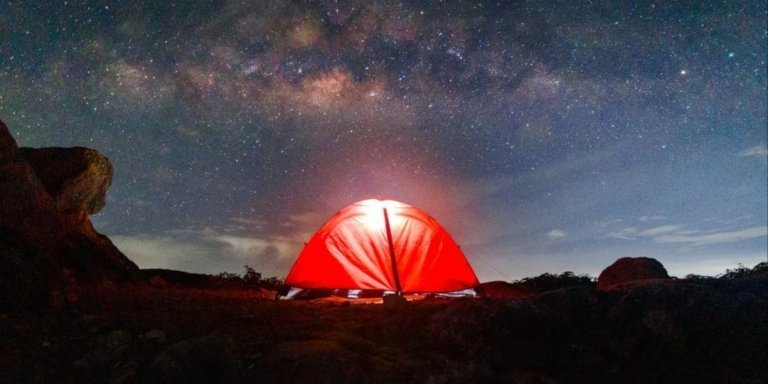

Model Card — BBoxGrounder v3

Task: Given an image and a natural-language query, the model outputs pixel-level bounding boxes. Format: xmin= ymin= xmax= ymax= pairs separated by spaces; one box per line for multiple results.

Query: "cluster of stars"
xmin=0 ymin=1 xmax=765 ymax=278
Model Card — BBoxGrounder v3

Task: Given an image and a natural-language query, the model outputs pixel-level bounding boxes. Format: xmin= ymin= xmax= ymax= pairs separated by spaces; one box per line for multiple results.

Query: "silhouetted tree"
xmin=720 ymin=262 xmax=768 ymax=279
xmin=243 ymin=265 xmax=262 ymax=285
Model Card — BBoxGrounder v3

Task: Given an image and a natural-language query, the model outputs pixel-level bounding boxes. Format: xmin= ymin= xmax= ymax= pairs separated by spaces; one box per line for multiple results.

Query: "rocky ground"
xmin=1 ymin=270 xmax=766 ymax=384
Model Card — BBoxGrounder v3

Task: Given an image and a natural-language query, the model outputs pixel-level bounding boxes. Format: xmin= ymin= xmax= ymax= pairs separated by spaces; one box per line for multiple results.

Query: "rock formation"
xmin=0 ymin=118 xmax=138 ymax=310
xmin=597 ymin=256 xmax=670 ymax=291
xmin=21 ymin=147 xmax=113 ymax=215
xmin=0 ymin=121 xmax=64 ymax=250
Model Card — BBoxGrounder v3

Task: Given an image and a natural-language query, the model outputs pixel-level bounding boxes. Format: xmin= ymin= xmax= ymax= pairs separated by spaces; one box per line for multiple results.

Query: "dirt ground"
xmin=1 ymin=277 xmax=766 ymax=384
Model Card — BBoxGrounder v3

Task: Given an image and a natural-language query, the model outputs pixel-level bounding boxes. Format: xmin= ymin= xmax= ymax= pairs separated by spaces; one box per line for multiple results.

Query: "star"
xmin=0 ymin=1 xmax=764 ymax=280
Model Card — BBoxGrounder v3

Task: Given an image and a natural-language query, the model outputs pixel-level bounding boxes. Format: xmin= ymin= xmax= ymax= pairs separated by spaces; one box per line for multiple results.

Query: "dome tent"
xmin=284 ymin=199 xmax=479 ymax=296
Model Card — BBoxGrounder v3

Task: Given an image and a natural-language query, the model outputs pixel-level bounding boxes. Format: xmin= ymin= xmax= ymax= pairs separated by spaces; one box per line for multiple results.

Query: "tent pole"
xmin=383 ymin=207 xmax=403 ymax=294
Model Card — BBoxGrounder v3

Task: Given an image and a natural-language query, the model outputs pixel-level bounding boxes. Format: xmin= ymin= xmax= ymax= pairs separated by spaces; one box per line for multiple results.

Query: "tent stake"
xmin=383 ymin=207 xmax=403 ymax=294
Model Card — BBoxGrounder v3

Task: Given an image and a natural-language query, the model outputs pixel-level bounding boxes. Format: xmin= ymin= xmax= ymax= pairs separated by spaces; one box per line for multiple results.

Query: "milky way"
xmin=2 ymin=1 xmax=766 ymax=279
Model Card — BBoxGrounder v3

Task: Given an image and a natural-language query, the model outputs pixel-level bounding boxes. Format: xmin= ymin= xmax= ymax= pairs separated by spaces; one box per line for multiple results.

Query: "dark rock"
xmin=75 ymin=330 xmax=133 ymax=368
xmin=57 ymin=211 xmax=139 ymax=281
xmin=21 ymin=147 xmax=112 ymax=214
xmin=597 ymin=257 xmax=670 ymax=291
xmin=150 ymin=334 xmax=241 ymax=383
xmin=475 ymin=280 xmax=530 ymax=299
xmin=382 ymin=293 xmax=408 ymax=308
xmin=0 ymin=230 xmax=51 ymax=310
xmin=0 ymin=118 xmax=138 ymax=311
xmin=1 ymin=120 xmax=64 ymax=308
xmin=0 ymin=120 xmax=64 ymax=250
xmin=74 ymin=330 xmax=138 ymax=384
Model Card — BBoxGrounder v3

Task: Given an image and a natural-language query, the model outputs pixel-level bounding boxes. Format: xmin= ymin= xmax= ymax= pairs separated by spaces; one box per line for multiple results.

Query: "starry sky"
xmin=2 ymin=1 xmax=766 ymax=281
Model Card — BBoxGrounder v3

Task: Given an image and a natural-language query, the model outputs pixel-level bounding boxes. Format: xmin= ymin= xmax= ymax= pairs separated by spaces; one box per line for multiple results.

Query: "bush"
xmin=512 ymin=271 xmax=595 ymax=293
xmin=213 ymin=266 xmax=283 ymax=290
xmin=683 ymin=274 xmax=714 ymax=281
xmin=718 ymin=263 xmax=768 ymax=280
xmin=243 ymin=266 xmax=262 ymax=285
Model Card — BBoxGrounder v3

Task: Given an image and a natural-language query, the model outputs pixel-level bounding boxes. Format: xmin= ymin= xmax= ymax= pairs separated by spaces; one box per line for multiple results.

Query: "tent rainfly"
xmin=285 ymin=199 xmax=479 ymax=295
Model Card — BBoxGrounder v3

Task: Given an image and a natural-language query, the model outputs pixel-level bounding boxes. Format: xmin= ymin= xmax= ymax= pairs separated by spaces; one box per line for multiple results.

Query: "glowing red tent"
xmin=285 ymin=199 xmax=479 ymax=293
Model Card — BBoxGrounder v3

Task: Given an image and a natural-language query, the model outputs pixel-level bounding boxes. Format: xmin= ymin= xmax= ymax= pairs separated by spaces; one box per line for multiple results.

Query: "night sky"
xmin=2 ymin=1 xmax=766 ymax=281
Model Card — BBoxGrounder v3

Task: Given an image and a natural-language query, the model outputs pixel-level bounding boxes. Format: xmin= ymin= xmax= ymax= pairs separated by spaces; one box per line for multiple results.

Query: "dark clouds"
xmin=1 ymin=1 xmax=766 ymax=279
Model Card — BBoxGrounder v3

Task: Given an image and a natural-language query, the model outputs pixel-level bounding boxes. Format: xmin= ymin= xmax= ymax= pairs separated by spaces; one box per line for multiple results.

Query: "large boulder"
xmin=19 ymin=145 xmax=135 ymax=281
xmin=0 ymin=121 xmax=64 ymax=250
xmin=21 ymin=147 xmax=113 ymax=214
xmin=0 ymin=118 xmax=138 ymax=310
xmin=1 ymin=120 xmax=64 ymax=308
xmin=597 ymin=257 xmax=670 ymax=291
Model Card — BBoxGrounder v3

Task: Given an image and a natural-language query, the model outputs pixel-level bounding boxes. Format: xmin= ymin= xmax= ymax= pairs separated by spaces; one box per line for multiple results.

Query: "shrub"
xmin=513 ymin=271 xmax=595 ymax=293
xmin=243 ymin=265 xmax=262 ymax=285
xmin=719 ymin=263 xmax=760 ymax=279
xmin=683 ymin=274 xmax=714 ymax=281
